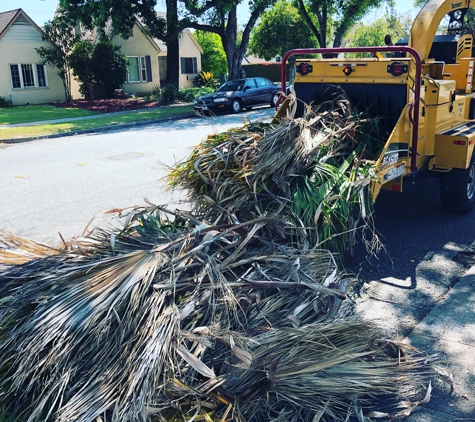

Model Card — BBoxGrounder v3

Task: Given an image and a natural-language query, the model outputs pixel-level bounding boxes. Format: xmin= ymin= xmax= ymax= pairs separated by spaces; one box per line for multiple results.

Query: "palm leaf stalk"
xmin=0 ymin=206 xmax=436 ymax=422
xmin=167 ymin=98 xmax=382 ymax=265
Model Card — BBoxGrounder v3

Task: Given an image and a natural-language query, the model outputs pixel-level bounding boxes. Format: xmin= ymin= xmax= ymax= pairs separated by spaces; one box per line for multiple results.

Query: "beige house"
xmin=0 ymin=9 xmax=65 ymax=105
xmin=71 ymin=17 xmax=203 ymax=98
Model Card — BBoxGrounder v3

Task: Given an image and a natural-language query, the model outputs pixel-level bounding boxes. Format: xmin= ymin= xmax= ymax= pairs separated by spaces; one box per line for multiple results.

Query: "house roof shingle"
xmin=0 ymin=8 xmax=20 ymax=37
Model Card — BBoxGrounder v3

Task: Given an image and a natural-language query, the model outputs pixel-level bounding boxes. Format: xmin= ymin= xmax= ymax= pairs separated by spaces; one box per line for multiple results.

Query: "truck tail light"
xmin=387 ymin=61 xmax=408 ymax=76
xmin=296 ymin=62 xmax=313 ymax=76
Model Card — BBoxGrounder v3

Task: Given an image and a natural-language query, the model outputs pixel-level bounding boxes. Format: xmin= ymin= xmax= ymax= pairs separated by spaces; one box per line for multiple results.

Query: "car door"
xmin=255 ymin=77 xmax=274 ymax=104
xmin=242 ymin=79 xmax=258 ymax=106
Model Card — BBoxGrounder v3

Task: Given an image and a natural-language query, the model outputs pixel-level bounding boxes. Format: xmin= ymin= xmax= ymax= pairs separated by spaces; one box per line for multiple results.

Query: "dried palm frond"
xmin=0 ymin=230 xmax=63 ymax=266
xmin=0 ymin=98 xmax=435 ymax=422
xmin=0 ymin=209 xmax=353 ymax=422
xmin=167 ymin=98 xmax=381 ymax=264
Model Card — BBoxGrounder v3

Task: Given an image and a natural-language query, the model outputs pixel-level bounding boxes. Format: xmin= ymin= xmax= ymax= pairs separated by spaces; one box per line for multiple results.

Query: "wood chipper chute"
xmin=275 ymin=0 xmax=475 ymax=214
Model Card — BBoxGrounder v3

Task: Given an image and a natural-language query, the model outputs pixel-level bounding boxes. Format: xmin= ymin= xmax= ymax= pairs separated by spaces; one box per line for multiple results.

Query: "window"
xmin=10 ymin=65 xmax=21 ymax=88
xmin=256 ymin=78 xmax=270 ymax=87
xmin=140 ymin=56 xmax=147 ymax=81
xmin=180 ymin=57 xmax=198 ymax=74
xmin=127 ymin=57 xmax=140 ymax=82
xmin=21 ymin=64 xmax=35 ymax=87
xmin=127 ymin=56 xmax=152 ymax=83
xmin=244 ymin=79 xmax=256 ymax=90
xmin=9 ymin=63 xmax=48 ymax=89
xmin=37 ymin=64 xmax=46 ymax=87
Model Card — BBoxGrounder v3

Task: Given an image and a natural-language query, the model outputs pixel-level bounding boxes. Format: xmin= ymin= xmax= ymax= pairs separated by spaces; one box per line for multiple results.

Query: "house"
xmin=0 ymin=9 xmax=65 ymax=105
xmin=70 ymin=16 xmax=203 ymax=99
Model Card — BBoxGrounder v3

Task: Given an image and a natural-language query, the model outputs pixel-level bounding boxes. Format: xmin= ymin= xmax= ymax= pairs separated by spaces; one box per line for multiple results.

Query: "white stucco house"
xmin=70 ymin=15 xmax=203 ymax=98
xmin=0 ymin=8 xmax=65 ymax=105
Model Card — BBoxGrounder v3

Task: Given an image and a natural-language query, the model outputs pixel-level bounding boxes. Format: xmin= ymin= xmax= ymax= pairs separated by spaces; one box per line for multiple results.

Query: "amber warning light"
xmin=296 ymin=62 xmax=313 ymax=76
xmin=343 ymin=66 xmax=353 ymax=76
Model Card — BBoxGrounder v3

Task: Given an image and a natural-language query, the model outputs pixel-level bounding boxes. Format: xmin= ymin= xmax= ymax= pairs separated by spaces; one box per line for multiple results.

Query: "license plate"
xmin=384 ymin=164 xmax=405 ymax=182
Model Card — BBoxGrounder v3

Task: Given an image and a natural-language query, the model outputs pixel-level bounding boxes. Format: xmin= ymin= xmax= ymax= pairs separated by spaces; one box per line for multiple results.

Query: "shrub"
xmin=148 ymin=84 xmax=162 ymax=101
xmin=0 ymin=96 xmax=10 ymax=108
xmin=193 ymin=71 xmax=218 ymax=88
xmin=177 ymin=87 xmax=214 ymax=102
xmin=160 ymin=84 xmax=179 ymax=104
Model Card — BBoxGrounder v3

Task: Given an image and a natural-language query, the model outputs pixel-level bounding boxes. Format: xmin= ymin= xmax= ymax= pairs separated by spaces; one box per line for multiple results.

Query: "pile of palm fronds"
xmin=0 ymin=97 xmax=438 ymax=422
xmin=167 ymin=97 xmax=383 ymax=264
xmin=0 ymin=206 xmax=436 ymax=422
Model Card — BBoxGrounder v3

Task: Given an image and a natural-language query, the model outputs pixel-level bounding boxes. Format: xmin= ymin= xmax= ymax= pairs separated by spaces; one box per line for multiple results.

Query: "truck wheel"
xmin=231 ymin=99 xmax=242 ymax=113
xmin=440 ymin=154 xmax=475 ymax=214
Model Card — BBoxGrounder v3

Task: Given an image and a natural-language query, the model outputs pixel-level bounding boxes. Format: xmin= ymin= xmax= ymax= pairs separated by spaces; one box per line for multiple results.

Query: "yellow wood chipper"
xmin=276 ymin=0 xmax=475 ymax=214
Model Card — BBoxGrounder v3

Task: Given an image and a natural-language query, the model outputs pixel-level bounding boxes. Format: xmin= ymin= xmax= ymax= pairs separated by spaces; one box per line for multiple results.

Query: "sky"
xmin=12 ymin=0 xmax=419 ymax=28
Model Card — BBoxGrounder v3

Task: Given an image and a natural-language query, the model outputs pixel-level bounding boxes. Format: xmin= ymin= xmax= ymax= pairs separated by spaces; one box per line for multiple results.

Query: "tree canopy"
xmin=36 ymin=18 xmax=79 ymax=102
xmin=296 ymin=0 xmax=387 ymax=54
xmin=69 ymin=40 xmax=128 ymax=98
xmin=184 ymin=0 xmax=278 ymax=79
xmin=344 ymin=10 xmax=412 ymax=52
xmin=248 ymin=0 xmax=319 ymax=61
xmin=193 ymin=30 xmax=228 ymax=81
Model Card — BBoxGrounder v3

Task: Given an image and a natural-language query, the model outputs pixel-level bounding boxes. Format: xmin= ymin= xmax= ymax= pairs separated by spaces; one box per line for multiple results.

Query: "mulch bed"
xmin=49 ymin=98 xmax=163 ymax=113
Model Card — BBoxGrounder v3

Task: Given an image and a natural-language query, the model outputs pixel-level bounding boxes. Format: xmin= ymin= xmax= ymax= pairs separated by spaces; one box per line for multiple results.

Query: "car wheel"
xmin=440 ymin=153 xmax=475 ymax=214
xmin=231 ymin=99 xmax=242 ymax=113
xmin=271 ymin=93 xmax=280 ymax=107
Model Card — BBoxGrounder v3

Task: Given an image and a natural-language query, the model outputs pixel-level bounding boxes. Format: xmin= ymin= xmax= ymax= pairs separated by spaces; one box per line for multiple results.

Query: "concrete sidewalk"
xmin=406 ymin=264 xmax=475 ymax=421
xmin=356 ymin=242 xmax=475 ymax=420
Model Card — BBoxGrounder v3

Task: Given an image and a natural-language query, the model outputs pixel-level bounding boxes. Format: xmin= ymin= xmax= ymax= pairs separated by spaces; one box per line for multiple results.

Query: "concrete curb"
xmin=0 ymin=112 xmax=196 ymax=145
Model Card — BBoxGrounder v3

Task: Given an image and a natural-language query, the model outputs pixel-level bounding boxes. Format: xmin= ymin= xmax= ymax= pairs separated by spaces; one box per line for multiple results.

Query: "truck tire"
xmin=231 ymin=99 xmax=242 ymax=113
xmin=440 ymin=153 xmax=475 ymax=214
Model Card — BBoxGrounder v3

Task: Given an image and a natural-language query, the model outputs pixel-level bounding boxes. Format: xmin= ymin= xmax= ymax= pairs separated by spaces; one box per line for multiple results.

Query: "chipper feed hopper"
xmin=277 ymin=0 xmax=475 ymax=214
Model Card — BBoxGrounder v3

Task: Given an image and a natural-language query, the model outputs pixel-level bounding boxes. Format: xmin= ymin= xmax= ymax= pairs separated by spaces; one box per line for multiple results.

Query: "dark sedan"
xmin=193 ymin=77 xmax=281 ymax=114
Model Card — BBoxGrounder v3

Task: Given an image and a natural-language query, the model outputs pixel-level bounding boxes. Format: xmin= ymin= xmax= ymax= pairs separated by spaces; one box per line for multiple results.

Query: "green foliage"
xmin=147 ymin=86 xmax=212 ymax=103
xmin=243 ymin=63 xmax=288 ymax=82
xmin=69 ymin=40 xmax=128 ymax=98
xmin=35 ymin=17 xmax=79 ymax=102
xmin=178 ymin=87 xmax=214 ymax=102
xmin=147 ymin=84 xmax=162 ymax=101
xmin=0 ymin=96 xmax=10 ymax=108
xmin=193 ymin=71 xmax=218 ymax=88
xmin=297 ymin=0 xmax=386 ymax=50
xmin=248 ymin=0 xmax=319 ymax=60
xmin=160 ymin=84 xmax=179 ymax=104
xmin=345 ymin=11 xmax=412 ymax=56
xmin=193 ymin=30 xmax=228 ymax=78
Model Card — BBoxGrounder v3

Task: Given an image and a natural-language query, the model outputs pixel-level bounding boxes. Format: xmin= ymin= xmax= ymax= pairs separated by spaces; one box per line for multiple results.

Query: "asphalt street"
xmin=0 ymin=107 xmax=275 ymax=244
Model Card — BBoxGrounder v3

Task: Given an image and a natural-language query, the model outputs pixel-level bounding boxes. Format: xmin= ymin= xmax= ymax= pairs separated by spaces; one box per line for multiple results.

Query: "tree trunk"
xmin=63 ymin=70 xmax=72 ymax=102
xmin=165 ymin=0 xmax=179 ymax=88
xmin=222 ymin=6 xmax=240 ymax=80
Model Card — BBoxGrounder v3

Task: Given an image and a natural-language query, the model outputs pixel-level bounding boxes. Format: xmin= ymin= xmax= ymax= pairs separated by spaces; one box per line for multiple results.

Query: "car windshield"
xmin=216 ymin=81 xmax=243 ymax=92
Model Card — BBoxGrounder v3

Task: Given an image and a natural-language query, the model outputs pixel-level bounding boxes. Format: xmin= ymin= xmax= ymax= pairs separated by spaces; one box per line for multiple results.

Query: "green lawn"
xmin=0 ymin=105 xmax=99 ymax=125
xmin=0 ymin=105 xmax=195 ymax=141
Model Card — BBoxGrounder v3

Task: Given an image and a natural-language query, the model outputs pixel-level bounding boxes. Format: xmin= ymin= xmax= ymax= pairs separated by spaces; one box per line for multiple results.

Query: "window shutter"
xmin=193 ymin=57 xmax=198 ymax=74
xmin=180 ymin=57 xmax=185 ymax=74
xmin=145 ymin=55 xmax=152 ymax=82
